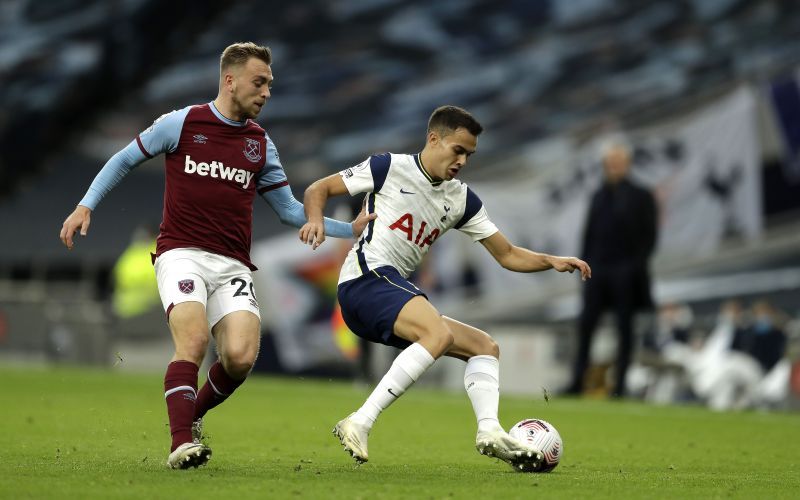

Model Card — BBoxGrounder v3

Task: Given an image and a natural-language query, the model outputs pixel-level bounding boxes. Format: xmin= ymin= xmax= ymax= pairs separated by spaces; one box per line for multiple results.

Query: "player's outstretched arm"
xmin=300 ymin=174 xmax=350 ymax=250
xmin=299 ymin=173 xmax=374 ymax=249
xmin=58 ymin=140 xmax=148 ymax=250
xmin=60 ymin=205 xmax=92 ymax=250
xmin=261 ymin=184 xmax=375 ymax=241
xmin=479 ymin=231 xmax=591 ymax=280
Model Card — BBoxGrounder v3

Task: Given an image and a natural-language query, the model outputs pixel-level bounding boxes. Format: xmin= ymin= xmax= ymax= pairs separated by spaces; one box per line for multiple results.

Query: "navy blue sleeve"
xmin=369 ymin=153 xmax=391 ymax=193
xmin=454 ymin=187 xmax=483 ymax=229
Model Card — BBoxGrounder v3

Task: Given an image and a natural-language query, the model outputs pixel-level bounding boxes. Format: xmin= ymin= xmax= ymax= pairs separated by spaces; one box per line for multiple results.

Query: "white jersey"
xmin=338 ymin=153 xmax=498 ymax=284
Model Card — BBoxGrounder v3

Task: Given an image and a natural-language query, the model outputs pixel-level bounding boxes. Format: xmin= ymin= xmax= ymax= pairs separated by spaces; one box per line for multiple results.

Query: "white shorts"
xmin=154 ymin=248 xmax=261 ymax=328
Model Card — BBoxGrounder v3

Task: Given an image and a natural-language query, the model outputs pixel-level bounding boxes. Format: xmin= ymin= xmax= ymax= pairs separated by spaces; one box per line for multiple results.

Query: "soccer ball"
xmin=508 ymin=419 xmax=563 ymax=472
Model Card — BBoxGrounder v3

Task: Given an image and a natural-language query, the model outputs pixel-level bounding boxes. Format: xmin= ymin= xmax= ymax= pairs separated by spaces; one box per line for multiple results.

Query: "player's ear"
xmin=427 ymin=130 xmax=439 ymax=146
xmin=223 ymin=72 xmax=235 ymax=93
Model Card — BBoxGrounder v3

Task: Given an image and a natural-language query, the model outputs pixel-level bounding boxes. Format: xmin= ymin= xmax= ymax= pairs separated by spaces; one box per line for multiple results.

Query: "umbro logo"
xmin=193 ymin=134 xmax=208 ymax=144
xmin=400 ymin=188 xmax=415 ymax=195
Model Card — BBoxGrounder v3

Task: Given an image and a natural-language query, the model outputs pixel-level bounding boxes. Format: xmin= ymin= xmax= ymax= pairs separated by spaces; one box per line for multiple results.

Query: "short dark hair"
xmin=220 ymin=42 xmax=272 ymax=72
xmin=427 ymin=105 xmax=483 ymax=137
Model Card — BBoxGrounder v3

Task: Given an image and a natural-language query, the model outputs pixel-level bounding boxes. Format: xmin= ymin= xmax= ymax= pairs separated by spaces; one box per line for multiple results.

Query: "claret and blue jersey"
xmin=338 ymin=152 xmax=498 ymax=284
xmin=78 ymin=102 xmax=352 ymax=270
xmin=138 ymin=103 xmax=288 ymax=270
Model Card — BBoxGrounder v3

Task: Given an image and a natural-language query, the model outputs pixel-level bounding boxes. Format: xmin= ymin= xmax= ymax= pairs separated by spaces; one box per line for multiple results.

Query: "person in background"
xmin=732 ymin=300 xmax=787 ymax=376
xmin=657 ymin=299 xmax=790 ymax=411
xmin=112 ymin=224 xmax=160 ymax=320
xmin=627 ymin=302 xmax=697 ymax=403
xmin=567 ymin=139 xmax=658 ymax=397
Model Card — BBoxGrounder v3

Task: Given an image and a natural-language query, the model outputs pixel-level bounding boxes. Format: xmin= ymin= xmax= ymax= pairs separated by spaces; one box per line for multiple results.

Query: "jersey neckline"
xmin=208 ymin=101 xmax=249 ymax=127
xmin=413 ymin=153 xmax=443 ymax=186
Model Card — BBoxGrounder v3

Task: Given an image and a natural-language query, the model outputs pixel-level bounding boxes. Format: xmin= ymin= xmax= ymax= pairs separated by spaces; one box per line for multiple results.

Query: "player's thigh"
xmin=167 ymin=301 xmax=210 ymax=358
xmin=154 ymin=249 xmax=211 ymax=347
xmin=205 ymin=264 xmax=261 ymax=330
xmin=168 ymin=301 xmax=209 ymax=333
xmin=211 ymin=310 xmax=261 ymax=363
xmin=441 ymin=316 xmax=499 ymax=361
xmin=393 ymin=296 xmax=451 ymax=343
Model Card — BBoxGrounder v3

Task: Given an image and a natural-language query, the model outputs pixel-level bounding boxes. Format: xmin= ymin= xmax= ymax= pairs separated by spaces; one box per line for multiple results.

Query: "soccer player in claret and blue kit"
xmin=59 ymin=42 xmax=374 ymax=469
xmin=299 ymin=105 xmax=591 ymax=470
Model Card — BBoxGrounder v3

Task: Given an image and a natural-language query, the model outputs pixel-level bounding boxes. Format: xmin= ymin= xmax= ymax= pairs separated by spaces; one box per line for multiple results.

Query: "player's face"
xmin=603 ymin=146 xmax=630 ymax=184
xmin=428 ymin=127 xmax=477 ymax=181
xmin=229 ymin=58 xmax=273 ymax=120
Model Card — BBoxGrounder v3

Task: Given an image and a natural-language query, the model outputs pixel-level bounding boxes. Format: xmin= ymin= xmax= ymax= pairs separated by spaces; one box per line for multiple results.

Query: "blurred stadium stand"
xmin=1 ymin=0 xmax=799 ymax=401
xmin=2 ymin=0 xmax=800 ymax=262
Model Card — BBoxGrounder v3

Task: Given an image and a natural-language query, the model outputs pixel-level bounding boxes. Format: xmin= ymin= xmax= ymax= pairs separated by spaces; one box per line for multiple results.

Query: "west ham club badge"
xmin=178 ymin=279 xmax=195 ymax=294
xmin=243 ymin=138 xmax=262 ymax=163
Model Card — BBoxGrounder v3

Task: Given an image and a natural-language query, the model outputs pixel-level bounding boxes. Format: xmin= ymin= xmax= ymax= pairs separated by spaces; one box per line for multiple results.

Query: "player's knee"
xmin=224 ymin=359 xmax=253 ymax=380
xmin=415 ymin=322 xmax=453 ymax=348
xmin=431 ymin=323 xmax=455 ymax=352
xmin=486 ymin=337 xmax=500 ymax=359
xmin=221 ymin=346 xmax=257 ymax=378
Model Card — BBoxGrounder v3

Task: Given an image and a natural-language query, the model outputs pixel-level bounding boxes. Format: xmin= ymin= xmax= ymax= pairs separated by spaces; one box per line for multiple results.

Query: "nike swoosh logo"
xmin=400 ymin=188 xmax=415 ymax=195
xmin=387 ymin=388 xmax=399 ymax=398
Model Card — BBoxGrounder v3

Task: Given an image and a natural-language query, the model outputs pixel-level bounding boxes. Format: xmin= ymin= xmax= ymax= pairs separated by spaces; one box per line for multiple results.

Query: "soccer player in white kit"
xmin=299 ymin=105 xmax=591 ymax=470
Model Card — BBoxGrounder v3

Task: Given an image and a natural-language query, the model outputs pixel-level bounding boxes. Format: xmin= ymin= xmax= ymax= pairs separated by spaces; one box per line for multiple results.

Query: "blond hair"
xmin=220 ymin=42 xmax=272 ymax=72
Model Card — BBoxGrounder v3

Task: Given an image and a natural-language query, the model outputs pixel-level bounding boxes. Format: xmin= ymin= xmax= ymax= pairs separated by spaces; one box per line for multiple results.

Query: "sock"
xmin=464 ymin=355 xmax=503 ymax=433
xmin=164 ymin=360 xmax=199 ymax=452
xmin=353 ymin=343 xmax=435 ymax=429
xmin=194 ymin=361 xmax=245 ymax=420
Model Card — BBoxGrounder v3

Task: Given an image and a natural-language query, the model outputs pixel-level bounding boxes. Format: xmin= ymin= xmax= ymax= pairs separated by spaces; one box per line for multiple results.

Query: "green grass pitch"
xmin=1 ymin=365 xmax=798 ymax=499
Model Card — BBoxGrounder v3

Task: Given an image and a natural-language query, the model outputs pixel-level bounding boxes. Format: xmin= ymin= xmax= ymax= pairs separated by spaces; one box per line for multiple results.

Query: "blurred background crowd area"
xmin=1 ymin=0 xmax=800 ymax=409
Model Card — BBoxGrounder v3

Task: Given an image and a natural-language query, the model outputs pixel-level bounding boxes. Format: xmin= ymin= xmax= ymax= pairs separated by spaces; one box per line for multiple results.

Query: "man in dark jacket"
xmin=567 ymin=140 xmax=658 ymax=397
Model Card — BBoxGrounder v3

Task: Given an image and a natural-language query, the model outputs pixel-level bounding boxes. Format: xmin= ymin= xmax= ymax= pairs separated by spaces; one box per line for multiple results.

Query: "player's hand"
xmin=551 ymin=256 xmax=592 ymax=281
xmin=351 ymin=205 xmax=377 ymax=237
xmin=60 ymin=205 xmax=92 ymax=250
xmin=299 ymin=220 xmax=326 ymax=250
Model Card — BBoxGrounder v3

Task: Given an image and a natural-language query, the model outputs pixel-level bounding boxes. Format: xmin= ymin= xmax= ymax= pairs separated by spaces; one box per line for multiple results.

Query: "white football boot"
xmin=475 ymin=429 xmax=543 ymax=471
xmin=333 ymin=413 xmax=370 ymax=464
xmin=166 ymin=442 xmax=212 ymax=469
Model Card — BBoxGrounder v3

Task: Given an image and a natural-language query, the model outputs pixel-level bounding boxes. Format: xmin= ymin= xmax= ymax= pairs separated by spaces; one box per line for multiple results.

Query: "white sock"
xmin=353 ymin=343 xmax=435 ymax=429
xmin=464 ymin=355 xmax=503 ymax=433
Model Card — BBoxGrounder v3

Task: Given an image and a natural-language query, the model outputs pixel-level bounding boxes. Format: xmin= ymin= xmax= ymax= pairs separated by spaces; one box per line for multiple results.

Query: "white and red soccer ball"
xmin=508 ymin=419 xmax=563 ymax=472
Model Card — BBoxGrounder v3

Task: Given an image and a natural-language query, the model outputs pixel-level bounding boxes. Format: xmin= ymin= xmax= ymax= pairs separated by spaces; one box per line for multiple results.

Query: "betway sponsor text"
xmin=184 ymin=155 xmax=254 ymax=189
